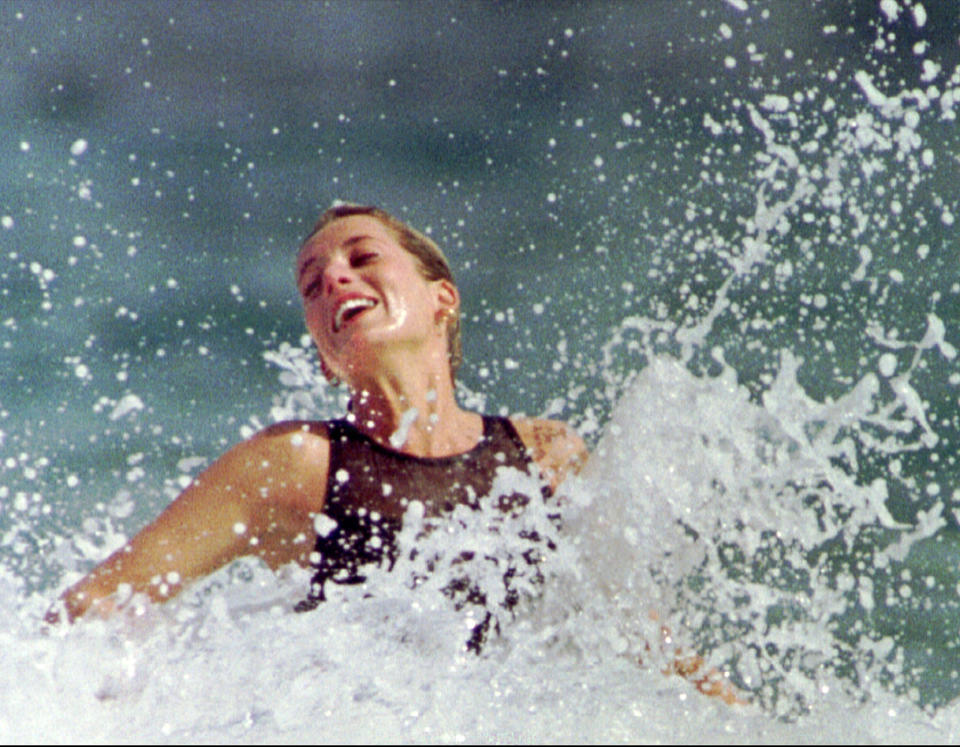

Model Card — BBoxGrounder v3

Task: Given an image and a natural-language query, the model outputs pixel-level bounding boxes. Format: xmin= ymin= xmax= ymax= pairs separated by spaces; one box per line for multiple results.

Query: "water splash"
xmin=4 ymin=0 xmax=960 ymax=740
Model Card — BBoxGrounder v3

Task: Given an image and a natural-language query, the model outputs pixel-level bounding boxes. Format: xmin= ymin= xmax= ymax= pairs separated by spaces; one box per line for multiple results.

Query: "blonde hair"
xmin=301 ymin=204 xmax=463 ymax=379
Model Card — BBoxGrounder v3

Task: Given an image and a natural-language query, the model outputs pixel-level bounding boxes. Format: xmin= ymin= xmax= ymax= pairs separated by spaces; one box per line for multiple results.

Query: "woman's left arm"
xmin=514 ymin=416 xmax=746 ymax=705
xmin=511 ymin=417 xmax=588 ymax=493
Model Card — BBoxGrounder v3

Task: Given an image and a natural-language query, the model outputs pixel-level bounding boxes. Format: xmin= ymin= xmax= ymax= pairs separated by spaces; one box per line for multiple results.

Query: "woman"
xmin=48 ymin=204 xmax=588 ymax=626
xmin=48 ymin=204 xmax=743 ymax=703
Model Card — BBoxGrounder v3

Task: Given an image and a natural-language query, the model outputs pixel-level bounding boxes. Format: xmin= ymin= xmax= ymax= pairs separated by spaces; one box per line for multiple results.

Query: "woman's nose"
xmin=323 ymin=261 xmax=355 ymax=294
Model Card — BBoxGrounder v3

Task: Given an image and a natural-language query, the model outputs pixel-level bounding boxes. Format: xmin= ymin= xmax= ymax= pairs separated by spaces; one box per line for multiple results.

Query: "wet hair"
xmin=301 ymin=203 xmax=463 ymax=379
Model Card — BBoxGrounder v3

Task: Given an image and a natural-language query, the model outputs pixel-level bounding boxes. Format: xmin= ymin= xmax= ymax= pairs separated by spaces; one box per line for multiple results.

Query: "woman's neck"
xmin=345 ymin=362 xmax=481 ymax=458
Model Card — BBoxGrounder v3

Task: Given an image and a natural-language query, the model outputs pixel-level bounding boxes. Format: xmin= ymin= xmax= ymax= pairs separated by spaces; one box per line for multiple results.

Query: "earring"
xmin=438 ymin=308 xmax=456 ymax=326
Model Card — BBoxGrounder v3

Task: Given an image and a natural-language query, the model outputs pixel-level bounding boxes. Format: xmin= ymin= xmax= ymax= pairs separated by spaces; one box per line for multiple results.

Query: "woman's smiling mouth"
xmin=333 ymin=297 xmax=378 ymax=332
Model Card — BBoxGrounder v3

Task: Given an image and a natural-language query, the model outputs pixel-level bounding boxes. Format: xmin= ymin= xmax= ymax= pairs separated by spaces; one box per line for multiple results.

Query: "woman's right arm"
xmin=47 ymin=421 xmax=329 ymax=623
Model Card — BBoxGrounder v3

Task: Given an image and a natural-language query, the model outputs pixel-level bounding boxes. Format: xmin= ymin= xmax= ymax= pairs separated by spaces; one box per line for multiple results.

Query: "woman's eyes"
xmin=351 ymin=251 xmax=377 ymax=267
xmin=302 ymin=277 xmax=323 ymax=298
xmin=300 ymin=250 xmax=378 ymax=297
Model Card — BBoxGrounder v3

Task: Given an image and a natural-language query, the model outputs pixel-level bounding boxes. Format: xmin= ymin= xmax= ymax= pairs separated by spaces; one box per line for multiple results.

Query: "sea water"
xmin=3 ymin=0 xmax=960 ymax=742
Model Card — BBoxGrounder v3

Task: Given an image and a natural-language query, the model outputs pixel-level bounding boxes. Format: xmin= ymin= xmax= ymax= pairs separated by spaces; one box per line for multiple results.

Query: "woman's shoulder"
xmin=210 ymin=420 xmax=333 ymax=512
xmin=508 ymin=416 xmax=588 ymax=491
xmin=244 ymin=419 xmax=333 ymax=455
xmin=254 ymin=419 xmax=333 ymax=441
xmin=249 ymin=420 xmax=335 ymax=467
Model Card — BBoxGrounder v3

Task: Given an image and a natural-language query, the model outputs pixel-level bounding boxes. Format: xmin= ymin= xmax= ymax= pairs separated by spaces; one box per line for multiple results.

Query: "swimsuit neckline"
xmin=332 ymin=414 xmax=496 ymax=466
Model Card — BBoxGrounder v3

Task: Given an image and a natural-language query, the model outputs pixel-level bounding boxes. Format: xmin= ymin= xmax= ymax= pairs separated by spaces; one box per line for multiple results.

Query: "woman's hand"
xmin=664 ymin=648 xmax=749 ymax=706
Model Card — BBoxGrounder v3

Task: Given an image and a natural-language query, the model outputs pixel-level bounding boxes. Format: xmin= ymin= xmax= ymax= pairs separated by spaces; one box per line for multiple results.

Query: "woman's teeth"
xmin=334 ymin=298 xmax=377 ymax=332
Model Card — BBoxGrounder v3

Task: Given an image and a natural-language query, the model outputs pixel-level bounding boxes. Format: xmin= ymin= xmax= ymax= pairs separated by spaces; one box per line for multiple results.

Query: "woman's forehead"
xmin=297 ymin=214 xmax=395 ymax=268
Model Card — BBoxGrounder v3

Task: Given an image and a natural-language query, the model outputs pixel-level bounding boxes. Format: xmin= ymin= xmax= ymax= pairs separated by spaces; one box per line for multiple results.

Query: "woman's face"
xmin=296 ymin=215 xmax=457 ymax=381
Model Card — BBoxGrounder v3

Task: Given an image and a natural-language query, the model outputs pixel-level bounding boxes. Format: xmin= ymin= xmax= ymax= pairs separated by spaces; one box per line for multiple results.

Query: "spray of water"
xmin=4 ymin=0 xmax=960 ymax=741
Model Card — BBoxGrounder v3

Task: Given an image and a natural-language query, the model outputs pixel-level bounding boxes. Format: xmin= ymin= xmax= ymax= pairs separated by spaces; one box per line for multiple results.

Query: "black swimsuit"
xmin=295 ymin=415 xmax=555 ymax=651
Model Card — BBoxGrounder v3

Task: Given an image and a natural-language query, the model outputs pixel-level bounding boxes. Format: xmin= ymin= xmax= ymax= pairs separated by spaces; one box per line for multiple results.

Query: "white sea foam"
xmin=8 ymin=352 xmax=960 ymax=742
xmin=108 ymin=394 xmax=144 ymax=421
xmin=389 ymin=407 xmax=420 ymax=449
